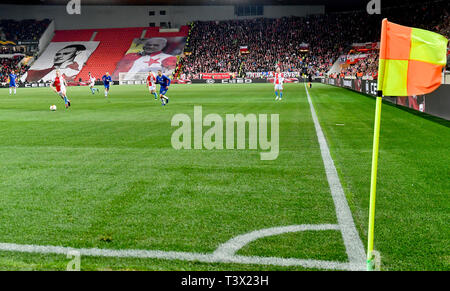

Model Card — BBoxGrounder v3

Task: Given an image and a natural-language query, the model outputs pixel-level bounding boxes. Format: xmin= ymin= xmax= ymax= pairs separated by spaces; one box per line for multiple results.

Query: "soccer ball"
xmin=50 ymin=105 xmax=57 ymax=111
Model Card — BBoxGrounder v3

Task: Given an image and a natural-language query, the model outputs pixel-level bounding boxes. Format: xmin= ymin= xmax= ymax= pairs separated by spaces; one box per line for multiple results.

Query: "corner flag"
xmin=367 ymin=19 xmax=448 ymax=270
xmin=377 ymin=19 xmax=448 ymax=96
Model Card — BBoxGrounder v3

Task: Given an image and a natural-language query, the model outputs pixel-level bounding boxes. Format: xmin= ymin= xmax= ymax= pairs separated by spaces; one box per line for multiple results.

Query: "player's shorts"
xmin=274 ymin=84 xmax=283 ymax=91
xmin=90 ymin=82 xmax=95 ymax=87
xmin=9 ymin=83 xmax=16 ymax=87
xmin=104 ymin=84 xmax=110 ymax=89
xmin=57 ymin=89 xmax=66 ymax=96
xmin=160 ymin=87 xmax=168 ymax=95
xmin=148 ymin=85 xmax=156 ymax=91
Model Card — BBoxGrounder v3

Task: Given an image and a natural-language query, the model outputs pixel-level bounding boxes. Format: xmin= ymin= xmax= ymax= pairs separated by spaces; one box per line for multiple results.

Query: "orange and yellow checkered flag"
xmin=367 ymin=19 xmax=448 ymax=271
xmin=377 ymin=19 xmax=448 ymax=96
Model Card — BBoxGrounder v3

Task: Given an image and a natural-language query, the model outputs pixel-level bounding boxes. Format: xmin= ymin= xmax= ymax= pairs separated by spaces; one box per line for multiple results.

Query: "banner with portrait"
xmin=21 ymin=41 xmax=99 ymax=83
xmin=112 ymin=37 xmax=186 ymax=80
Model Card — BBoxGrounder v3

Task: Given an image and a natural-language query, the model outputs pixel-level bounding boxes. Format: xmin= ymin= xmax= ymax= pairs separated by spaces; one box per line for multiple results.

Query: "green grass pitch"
xmin=0 ymin=83 xmax=448 ymax=270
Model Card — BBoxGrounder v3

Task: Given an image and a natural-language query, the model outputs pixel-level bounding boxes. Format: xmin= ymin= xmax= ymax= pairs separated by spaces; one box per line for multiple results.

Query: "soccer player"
xmin=9 ymin=71 xmax=17 ymax=95
xmin=156 ymin=70 xmax=170 ymax=106
xmin=88 ymin=72 xmax=99 ymax=94
xmin=274 ymin=67 xmax=284 ymax=101
xmin=102 ymin=72 xmax=112 ymax=98
xmin=50 ymin=70 xmax=71 ymax=109
xmin=147 ymin=71 xmax=158 ymax=100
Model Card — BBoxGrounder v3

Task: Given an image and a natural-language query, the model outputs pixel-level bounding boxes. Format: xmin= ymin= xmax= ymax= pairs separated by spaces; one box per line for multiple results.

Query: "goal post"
xmin=118 ymin=72 xmax=150 ymax=85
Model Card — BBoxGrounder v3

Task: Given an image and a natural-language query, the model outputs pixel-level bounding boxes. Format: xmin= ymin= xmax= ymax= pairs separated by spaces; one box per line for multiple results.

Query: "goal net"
xmin=118 ymin=72 xmax=150 ymax=85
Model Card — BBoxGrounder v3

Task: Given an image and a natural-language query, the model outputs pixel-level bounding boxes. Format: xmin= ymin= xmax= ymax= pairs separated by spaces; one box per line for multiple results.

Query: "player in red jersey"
xmin=147 ymin=71 xmax=158 ymax=99
xmin=274 ymin=67 xmax=284 ymax=101
xmin=50 ymin=70 xmax=71 ymax=108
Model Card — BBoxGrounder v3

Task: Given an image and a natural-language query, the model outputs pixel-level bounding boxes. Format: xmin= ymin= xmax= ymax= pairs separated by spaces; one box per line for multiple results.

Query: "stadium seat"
xmin=75 ymin=28 xmax=146 ymax=82
xmin=51 ymin=29 xmax=97 ymax=42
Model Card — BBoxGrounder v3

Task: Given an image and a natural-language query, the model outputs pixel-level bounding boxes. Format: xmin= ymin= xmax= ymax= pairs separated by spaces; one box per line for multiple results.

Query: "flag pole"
xmin=366 ymin=90 xmax=383 ymax=270
xmin=366 ymin=18 xmax=387 ymax=271
xmin=366 ymin=18 xmax=448 ymax=271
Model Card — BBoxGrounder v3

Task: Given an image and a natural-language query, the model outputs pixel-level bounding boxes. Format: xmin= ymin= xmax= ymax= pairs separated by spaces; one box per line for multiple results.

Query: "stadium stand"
xmin=75 ymin=28 xmax=145 ymax=82
xmin=0 ymin=19 xmax=51 ymax=42
xmin=14 ymin=25 xmax=190 ymax=83
xmin=341 ymin=53 xmax=379 ymax=79
xmin=178 ymin=16 xmax=350 ymax=79
xmin=51 ymin=29 xmax=97 ymax=42
xmin=46 ymin=27 xmax=145 ymax=82
xmin=179 ymin=0 xmax=449 ymax=79
xmin=0 ymin=19 xmax=50 ymax=82
xmin=75 ymin=26 xmax=189 ymax=82
xmin=2 ymin=0 xmax=448 ymax=84
xmin=0 ymin=55 xmax=28 ymax=83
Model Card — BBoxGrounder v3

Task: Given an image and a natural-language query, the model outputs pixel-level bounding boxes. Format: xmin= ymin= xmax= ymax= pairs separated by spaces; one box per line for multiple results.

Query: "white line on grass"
xmin=0 ymin=84 xmax=366 ymax=270
xmin=0 ymin=233 xmax=355 ymax=271
xmin=304 ymin=82 xmax=366 ymax=270
xmin=0 ymin=224 xmax=357 ymax=270
xmin=214 ymin=224 xmax=340 ymax=258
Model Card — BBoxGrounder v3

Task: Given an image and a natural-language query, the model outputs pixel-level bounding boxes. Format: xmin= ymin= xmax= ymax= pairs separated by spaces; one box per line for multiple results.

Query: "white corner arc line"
xmin=213 ymin=224 xmax=340 ymax=258
xmin=304 ymin=83 xmax=366 ymax=270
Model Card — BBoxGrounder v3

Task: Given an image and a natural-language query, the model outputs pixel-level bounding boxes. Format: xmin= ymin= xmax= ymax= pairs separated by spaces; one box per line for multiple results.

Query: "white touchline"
xmin=304 ymin=82 xmax=366 ymax=270
xmin=0 ymin=83 xmax=366 ymax=271
xmin=0 ymin=240 xmax=355 ymax=271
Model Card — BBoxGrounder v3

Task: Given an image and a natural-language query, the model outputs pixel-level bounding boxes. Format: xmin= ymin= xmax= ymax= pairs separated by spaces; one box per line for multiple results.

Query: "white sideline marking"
xmin=304 ymin=83 xmax=366 ymax=270
xmin=0 ymin=240 xmax=356 ymax=271
xmin=0 ymin=84 xmax=366 ymax=270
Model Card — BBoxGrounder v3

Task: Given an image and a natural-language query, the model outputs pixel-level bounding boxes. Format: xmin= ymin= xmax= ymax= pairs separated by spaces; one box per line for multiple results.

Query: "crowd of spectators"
xmin=0 ymin=19 xmax=49 ymax=84
xmin=0 ymin=19 xmax=51 ymax=42
xmin=341 ymin=53 xmax=379 ymax=78
xmin=181 ymin=20 xmax=242 ymax=77
xmin=0 ymin=56 xmax=29 ymax=83
xmin=339 ymin=0 xmax=450 ymax=77
xmin=181 ymin=17 xmax=342 ymax=79
xmin=180 ymin=0 xmax=449 ymax=79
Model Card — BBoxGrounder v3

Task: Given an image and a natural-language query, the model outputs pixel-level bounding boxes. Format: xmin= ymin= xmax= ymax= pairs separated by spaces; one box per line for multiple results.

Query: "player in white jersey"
xmin=274 ymin=67 xmax=284 ymax=101
xmin=88 ymin=72 xmax=99 ymax=94
xmin=147 ymin=71 xmax=158 ymax=99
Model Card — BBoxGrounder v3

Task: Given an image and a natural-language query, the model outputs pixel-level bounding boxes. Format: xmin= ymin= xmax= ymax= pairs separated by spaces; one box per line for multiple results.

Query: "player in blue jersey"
xmin=156 ymin=70 xmax=170 ymax=106
xmin=102 ymin=72 xmax=112 ymax=98
xmin=8 ymin=71 xmax=17 ymax=95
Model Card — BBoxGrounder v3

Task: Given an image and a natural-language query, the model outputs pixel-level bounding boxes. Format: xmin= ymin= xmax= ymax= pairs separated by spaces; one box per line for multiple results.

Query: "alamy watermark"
xmin=66 ymin=250 xmax=81 ymax=271
xmin=171 ymin=106 xmax=279 ymax=160
xmin=367 ymin=0 xmax=381 ymax=14
xmin=371 ymin=250 xmax=382 ymax=271
xmin=66 ymin=0 xmax=81 ymax=15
